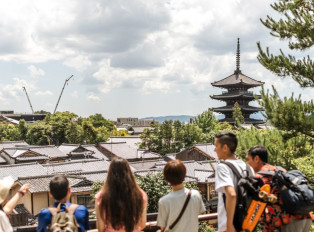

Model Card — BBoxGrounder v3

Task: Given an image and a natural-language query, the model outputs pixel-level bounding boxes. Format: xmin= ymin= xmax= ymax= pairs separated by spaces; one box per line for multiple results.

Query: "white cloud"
xmin=0 ymin=0 xmax=311 ymax=118
xmin=28 ymin=65 xmax=45 ymax=77
xmin=3 ymin=78 xmax=35 ymax=99
xmin=35 ymin=90 xmax=53 ymax=96
xmin=87 ymin=92 xmax=100 ymax=102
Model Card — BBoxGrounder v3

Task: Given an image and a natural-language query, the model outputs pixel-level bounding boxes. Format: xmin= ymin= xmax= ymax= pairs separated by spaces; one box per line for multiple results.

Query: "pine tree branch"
xmin=257 ymin=42 xmax=314 ymax=87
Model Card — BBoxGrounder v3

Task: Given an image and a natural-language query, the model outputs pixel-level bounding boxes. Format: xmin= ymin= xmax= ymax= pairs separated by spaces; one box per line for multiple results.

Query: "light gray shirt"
xmin=157 ymin=188 xmax=205 ymax=232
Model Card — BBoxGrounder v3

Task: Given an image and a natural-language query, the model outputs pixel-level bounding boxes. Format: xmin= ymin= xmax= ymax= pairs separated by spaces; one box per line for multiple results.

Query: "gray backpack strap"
xmin=48 ymin=203 xmax=62 ymax=216
xmin=66 ymin=204 xmax=79 ymax=214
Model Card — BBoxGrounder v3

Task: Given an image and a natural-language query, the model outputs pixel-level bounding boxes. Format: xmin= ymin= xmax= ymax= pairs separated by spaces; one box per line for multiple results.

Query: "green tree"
xmin=65 ymin=121 xmax=84 ymax=144
xmin=26 ymin=121 xmax=52 ymax=145
xmin=259 ymin=86 xmax=314 ymax=138
xmin=0 ymin=123 xmax=20 ymax=141
xmin=49 ymin=111 xmax=78 ymax=145
xmin=257 ymin=0 xmax=314 ymax=87
xmin=193 ymin=109 xmax=218 ymax=133
xmin=232 ymin=102 xmax=244 ymax=127
xmin=82 ymin=120 xmax=97 ymax=144
xmin=18 ymin=119 xmax=28 ymax=141
xmin=87 ymin=113 xmax=114 ymax=130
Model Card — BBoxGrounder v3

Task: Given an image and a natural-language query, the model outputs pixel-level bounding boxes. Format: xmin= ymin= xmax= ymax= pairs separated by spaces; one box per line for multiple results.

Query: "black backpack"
xmin=273 ymin=169 xmax=314 ymax=215
xmin=48 ymin=203 xmax=80 ymax=232
xmin=221 ymin=161 xmax=263 ymax=231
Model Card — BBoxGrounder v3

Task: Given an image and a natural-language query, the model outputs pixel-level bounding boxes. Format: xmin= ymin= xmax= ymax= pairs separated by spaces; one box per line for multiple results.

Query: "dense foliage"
xmin=0 ymin=111 xmax=128 ymax=145
xmin=139 ymin=109 xmax=233 ymax=156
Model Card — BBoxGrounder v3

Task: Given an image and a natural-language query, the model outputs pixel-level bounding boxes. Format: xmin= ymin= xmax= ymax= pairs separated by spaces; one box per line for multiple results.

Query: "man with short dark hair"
xmin=214 ymin=131 xmax=252 ymax=232
xmin=246 ymin=145 xmax=312 ymax=232
xmin=37 ymin=175 xmax=90 ymax=232
xmin=157 ymin=160 xmax=205 ymax=232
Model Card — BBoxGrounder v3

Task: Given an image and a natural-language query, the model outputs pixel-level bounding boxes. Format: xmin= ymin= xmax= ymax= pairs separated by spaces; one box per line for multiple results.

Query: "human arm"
xmin=3 ymin=184 xmax=29 ymax=215
xmin=95 ymin=202 xmax=106 ymax=231
xmin=156 ymin=199 xmax=167 ymax=231
xmin=138 ymin=190 xmax=148 ymax=230
xmin=224 ymin=186 xmax=237 ymax=232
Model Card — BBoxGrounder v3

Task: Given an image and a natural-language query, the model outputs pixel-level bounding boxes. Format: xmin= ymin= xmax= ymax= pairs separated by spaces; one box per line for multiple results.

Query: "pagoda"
xmin=210 ymin=38 xmax=265 ymax=125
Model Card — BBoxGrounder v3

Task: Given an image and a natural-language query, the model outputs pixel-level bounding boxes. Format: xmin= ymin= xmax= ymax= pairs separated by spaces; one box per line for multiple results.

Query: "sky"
xmin=0 ymin=0 xmax=313 ymax=120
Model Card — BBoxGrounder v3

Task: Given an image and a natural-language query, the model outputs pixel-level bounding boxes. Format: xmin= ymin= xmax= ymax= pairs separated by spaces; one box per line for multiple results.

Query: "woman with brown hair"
xmin=95 ymin=157 xmax=148 ymax=232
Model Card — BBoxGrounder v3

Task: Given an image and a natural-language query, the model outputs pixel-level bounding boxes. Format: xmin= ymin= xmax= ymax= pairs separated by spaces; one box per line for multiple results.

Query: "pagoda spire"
xmin=235 ymin=38 xmax=241 ymax=74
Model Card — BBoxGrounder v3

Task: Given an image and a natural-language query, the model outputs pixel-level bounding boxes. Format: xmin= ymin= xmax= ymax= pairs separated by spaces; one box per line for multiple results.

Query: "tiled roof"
xmin=30 ymin=146 xmax=67 ymax=158
xmin=129 ymin=160 xmax=160 ymax=170
xmin=194 ymin=169 xmax=215 ymax=183
xmin=213 ymin=105 xmax=263 ymax=112
xmin=2 ymin=146 xmax=67 ymax=160
xmin=80 ymin=170 xmax=108 ymax=183
xmin=134 ymin=168 xmax=163 ymax=177
xmin=17 ymin=175 xmax=89 ymax=193
xmin=155 ymin=160 xmax=205 ymax=177
xmin=58 ymin=144 xmax=109 ymax=160
xmin=82 ymin=146 xmax=109 ymax=160
xmin=137 ymin=150 xmax=161 ymax=159
xmin=0 ymin=141 xmax=28 ymax=150
xmin=198 ymin=160 xmax=218 ymax=171
xmin=0 ymin=156 xmax=7 ymax=164
xmin=99 ymin=142 xmax=160 ymax=160
xmin=193 ymin=144 xmax=218 ymax=160
xmin=211 ymin=93 xmax=258 ymax=100
xmin=42 ymin=159 xmax=110 ymax=175
xmin=108 ymin=136 xmax=142 ymax=149
xmin=0 ymin=163 xmax=47 ymax=181
xmin=211 ymin=72 xmax=264 ymax=87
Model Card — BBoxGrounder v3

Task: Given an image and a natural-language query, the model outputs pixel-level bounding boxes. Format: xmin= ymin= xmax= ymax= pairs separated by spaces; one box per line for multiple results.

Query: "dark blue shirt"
xmin=37 ymin=202 xmax=90 ymax=232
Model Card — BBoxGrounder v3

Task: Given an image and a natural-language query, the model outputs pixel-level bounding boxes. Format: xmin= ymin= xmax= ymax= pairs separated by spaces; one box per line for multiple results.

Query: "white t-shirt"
xmin=215 ymin=159 xmax=253 ymax=232
xmin=0 ymin=210 xmax=13 ymax=232
xmin=157 ymin=188 xmax=205 ymax=232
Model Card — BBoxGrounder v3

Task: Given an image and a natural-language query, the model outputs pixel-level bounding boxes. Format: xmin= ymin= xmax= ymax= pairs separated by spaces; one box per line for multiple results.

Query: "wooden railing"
xmin=14 ymin=213 xmax=218 ymax=232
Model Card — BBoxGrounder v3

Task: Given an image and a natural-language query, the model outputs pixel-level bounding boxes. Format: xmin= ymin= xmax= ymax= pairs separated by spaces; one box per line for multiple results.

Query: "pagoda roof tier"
xmin=212 ymin=105 xmax=263 ymax=112
xmin=210 ymin=92 xmax=261 ymax=100
xmin=219 ymin=118 xmax=266 ymax=125
xmin=211 ymin=72 xmax=264 ymax=88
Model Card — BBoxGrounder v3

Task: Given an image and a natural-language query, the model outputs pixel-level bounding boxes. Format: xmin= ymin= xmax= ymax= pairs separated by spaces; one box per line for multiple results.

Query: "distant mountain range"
xmin=140 ymin=112 xmax=265 ymax=123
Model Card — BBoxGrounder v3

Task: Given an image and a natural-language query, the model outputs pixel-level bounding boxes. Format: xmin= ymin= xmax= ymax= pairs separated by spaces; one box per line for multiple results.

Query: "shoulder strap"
xmin=66 ymin=204 xmax=79 ymax=214
xmin=48 ymin=203 xmax=62 ymax=216
xmin=221 ymin=161 xmax=241 ymax=179
xmin=169 ymin=190 xmax=192 ymax=230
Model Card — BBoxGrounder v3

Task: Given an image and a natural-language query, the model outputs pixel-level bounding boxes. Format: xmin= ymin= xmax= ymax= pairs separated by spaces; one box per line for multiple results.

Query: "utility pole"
xmin=53 ymin=75 xmax=73 ymax=113
xmin=22 ymin=87 xmax=34 ymax=113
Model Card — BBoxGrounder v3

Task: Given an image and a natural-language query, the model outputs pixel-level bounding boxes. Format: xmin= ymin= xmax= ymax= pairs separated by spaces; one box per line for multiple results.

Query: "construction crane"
xmin=22 ymin=87 xmax=34 ymax=113
xmin=53 ymin=75 xmax=73 ymax=113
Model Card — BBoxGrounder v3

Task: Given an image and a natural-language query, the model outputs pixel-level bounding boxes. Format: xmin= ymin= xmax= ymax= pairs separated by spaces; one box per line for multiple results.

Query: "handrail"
xmin=86 ymin=213 xmax=218 ymax=232
xmin=14 ymin=213 xmax=218 ymax=232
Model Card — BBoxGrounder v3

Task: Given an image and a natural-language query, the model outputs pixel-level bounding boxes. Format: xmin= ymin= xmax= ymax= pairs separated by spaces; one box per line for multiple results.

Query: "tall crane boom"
xmin=53 ymin=75 xmax=73 ymax=113
xmin=22 ymin=87 xmax=34 ymax=113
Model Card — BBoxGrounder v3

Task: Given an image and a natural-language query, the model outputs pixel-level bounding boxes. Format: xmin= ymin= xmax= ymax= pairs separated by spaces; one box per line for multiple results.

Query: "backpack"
xmin=273 ymin=169 xmax=314 ymax=214
xmin=221 ymin=161 xmax=263 ymax=231
xmin=48 ymin=203 xmax=80 ymax=232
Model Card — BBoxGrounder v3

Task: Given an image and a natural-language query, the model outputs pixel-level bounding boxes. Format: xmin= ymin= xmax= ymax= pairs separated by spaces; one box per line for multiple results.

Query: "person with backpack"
xmin=246 ymin=145 xmax=313 ymax=232
xmin=95 ymin=157 xmax=148 ymax=232
xmin=157 ymin=159 xmax=205 ymax=232
xmin=214 ymin=131 xmax=254 ymax=232
xmin=37 ymin=175 xmax=90 ymax=232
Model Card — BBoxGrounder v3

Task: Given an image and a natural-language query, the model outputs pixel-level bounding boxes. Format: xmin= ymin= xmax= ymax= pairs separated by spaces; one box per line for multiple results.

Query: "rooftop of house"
xmin=98 ymin=142 xmax=160 ymax=160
